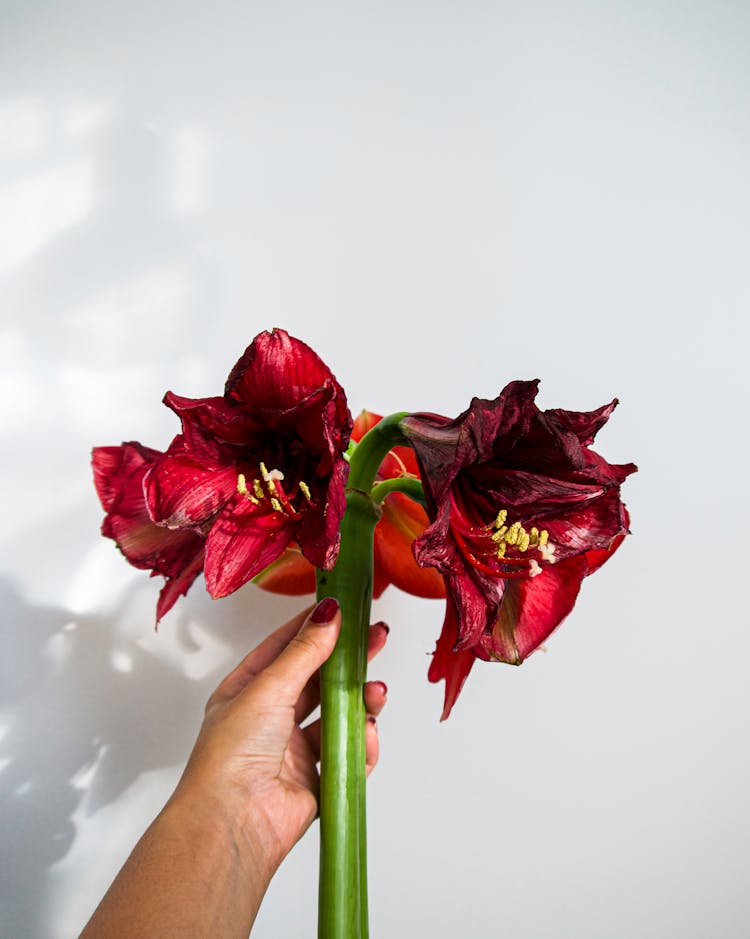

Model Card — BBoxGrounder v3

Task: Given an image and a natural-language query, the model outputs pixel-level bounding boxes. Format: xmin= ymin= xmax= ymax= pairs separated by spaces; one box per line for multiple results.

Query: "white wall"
xmin=1 ymin=2 xmax=748 ymax=936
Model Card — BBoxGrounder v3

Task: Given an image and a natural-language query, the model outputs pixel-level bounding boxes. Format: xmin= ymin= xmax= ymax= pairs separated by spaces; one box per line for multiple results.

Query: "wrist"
xmin=169 ymin=776 xmax=285 ymax=886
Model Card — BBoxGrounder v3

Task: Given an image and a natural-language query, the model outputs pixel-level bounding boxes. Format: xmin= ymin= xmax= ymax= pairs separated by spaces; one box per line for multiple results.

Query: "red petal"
xmin=156 ymin=548 xmax=206 ymax=622
xmin=93 ymin=442 xmax=206 ymax=622
xmin=544 ymin=398 xmax=618 ymax=446
xmin=92 ymin=442 xmax=161 ymax=512
xmin=352 ymin=410 xmax=382 ymax=441
xmin=163 ymin=391 xmax=265 ymax=446
xmin=225 ymin=329 xmax=350 ymax=440
xmin=145 ymin=445 xmax=238 ymax=529
xmin=204 ymin=497 xmax=294 ymax=597
xmin=253 ymin=546 xmax=316 ymax=595
xmin=427 ymin=601 xmax=476 ymax=721
xmin=105 ymin=509 xmax=204 ymax=579
xmin=402 ymin=381 xmax=539 ymax=505
xmin=479 ymin=555 xmax=588 ymax=663
xmin=294 ymin=457 xmax=348 ymax=571
xmin=375 ymin=493 xmax=446 ymax=599
xmin=585 ymin=507 xmax=630 ymax=574
xmin=542 ymin=488 xmax=631 ymax=561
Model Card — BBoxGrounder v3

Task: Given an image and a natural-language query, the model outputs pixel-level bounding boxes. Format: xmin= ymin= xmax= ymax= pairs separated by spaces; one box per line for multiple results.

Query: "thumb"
xmin=252 ymin=598 xmax=341 ymax=707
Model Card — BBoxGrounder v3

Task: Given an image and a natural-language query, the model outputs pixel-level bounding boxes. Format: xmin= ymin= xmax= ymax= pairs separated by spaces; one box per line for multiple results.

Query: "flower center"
xmin=451 ymin=504 xmax=556 ymax=580
xmin=236 ymin=462 xmax=314 ymax=517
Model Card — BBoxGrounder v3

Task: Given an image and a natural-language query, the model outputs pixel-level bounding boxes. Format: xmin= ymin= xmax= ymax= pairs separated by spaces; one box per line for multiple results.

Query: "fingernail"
xmin=374 ymin=681 xmax=388 ymax=696
xmin=310 ymin=597 xmax=339 ymax=624
xmin=373 ymin=621 xmax=390 ymax=636
xmin=367 ymin=715 xmax=377 ymax=727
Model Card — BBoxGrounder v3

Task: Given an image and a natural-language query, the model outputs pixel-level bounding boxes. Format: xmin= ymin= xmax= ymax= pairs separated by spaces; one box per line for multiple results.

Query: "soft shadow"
xmin=0 ymin=572 xmax=309 ymax=938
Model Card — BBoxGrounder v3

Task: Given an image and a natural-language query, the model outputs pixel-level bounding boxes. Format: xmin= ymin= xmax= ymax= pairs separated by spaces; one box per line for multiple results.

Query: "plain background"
xmin=1 ymin=2 xmax=747 ymax=936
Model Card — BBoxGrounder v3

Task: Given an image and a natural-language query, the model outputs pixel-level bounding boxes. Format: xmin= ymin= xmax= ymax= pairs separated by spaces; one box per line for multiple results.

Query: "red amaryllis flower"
xmin=401 ymin=381 xmax=637 ymax=719
xmin=92 ymin=442 xmax=205 ymax=621
xmin=253 ymin=410 xmax=445 ymax=600
xmin=93 ymin=329 xmax=353 ymax=618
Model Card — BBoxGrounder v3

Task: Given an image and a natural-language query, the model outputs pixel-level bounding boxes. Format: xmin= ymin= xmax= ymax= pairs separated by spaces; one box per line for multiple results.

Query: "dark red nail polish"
xmin=310 ymin=597 xmax=339 ymax=624
xmin=374 ymin=681 xmax=388 ymax=696
xmin=367 ymin=715 xmax=377 ymax=726
xmin=372 ymin=621 xmax=390 ymax=635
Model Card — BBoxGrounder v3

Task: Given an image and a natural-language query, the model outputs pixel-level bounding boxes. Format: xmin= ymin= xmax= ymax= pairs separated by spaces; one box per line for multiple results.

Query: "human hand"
xmin=172 ymin=599 xmax=388 ymax=878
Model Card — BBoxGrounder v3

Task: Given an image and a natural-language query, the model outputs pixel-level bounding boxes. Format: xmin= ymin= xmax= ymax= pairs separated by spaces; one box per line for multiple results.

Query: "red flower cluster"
xmin=401 ymin=381 xmax=636 ymax=718
xmin=94 ymin=332 xmax=634 ymax=720
xmin=93 ymin=329 xmax=352 ymax=621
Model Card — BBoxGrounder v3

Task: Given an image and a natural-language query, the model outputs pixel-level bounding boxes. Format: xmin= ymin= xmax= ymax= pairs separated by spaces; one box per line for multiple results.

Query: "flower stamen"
xmin=237 ymin=473 xmax=260 ymax=505
xmin=236 ymin=465 xmax=318 ymax=519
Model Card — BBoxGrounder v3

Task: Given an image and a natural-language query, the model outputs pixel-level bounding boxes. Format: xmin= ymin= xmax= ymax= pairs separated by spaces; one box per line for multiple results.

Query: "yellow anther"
xmin=538 ymin=529 xmax=549 ymax=547
xmin=529 ymin=527 xmax=539 ymax=546
xmin=496 ymin=541 xmax=506 ymax=559
xmin=237 ymin=473 xmax=260 ymax=504
xmin=505 ymin=522 xmax=521 ymax=545
xmin=253 ymin=479 xmax=265 ymax=500
xmin=270 ymin=497 xmax=283 ymax=513
xmin=518 ymin=531 xmax=530 ymax=553
xmin=259 ymin=461 xmax=269 ymax=479
xmin=491 ymin=526 xmax=508 ymax=542
xmin=493 ymin=509 xmax=507 ymax=529
xmin=299 ymin=480 xmax=312 ymax=503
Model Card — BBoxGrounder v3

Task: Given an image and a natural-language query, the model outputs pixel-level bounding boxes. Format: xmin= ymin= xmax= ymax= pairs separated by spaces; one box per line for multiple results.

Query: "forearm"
xmin=79 ymin=787 xmax=279 ymax=939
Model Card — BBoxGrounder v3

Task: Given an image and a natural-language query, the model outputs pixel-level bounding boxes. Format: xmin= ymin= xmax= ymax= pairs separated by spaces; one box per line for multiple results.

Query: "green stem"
xmin=371 ymin=476 xmax=425 ymax=506
xmin=347 ymin=412 xmax=409 ymax=492
xmin=316 ymin=412 xmax=410 ymax=939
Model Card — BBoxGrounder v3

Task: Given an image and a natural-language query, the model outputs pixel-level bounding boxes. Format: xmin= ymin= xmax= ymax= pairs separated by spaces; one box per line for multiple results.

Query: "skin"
xmin=79 ymin=602 xmax=388 ymax=938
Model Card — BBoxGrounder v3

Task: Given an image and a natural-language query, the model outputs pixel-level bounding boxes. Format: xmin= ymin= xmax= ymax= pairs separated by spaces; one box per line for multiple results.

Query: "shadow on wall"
xmin=0 ymin=572 xmax=309 ymax=938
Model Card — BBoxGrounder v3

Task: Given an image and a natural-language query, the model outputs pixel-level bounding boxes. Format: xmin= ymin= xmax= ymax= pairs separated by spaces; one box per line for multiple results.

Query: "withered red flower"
xmin=93 ymin=329 xmax=352 ymax=618
xmin=401 ymin=381 xmax=636 ymax=719
xmin=253 ymin=410 xmax=445 ymax=601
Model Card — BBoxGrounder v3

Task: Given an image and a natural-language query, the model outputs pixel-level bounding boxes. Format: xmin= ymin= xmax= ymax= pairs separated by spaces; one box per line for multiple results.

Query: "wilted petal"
xmin=544 ymin=398 xmax=619 ymax=446
xmin=402 ymin=379 xmax=635 ymax=718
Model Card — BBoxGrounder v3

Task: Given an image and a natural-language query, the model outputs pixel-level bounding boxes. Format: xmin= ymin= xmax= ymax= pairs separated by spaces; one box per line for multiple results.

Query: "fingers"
xmin=363 ymin=680 xmax=387 ymax=718
xmin=210 ymin=605 xmax=389 ymax=722
xmin=366 ymin=622 xmax=389 ymax=662
xmin=302 ymin=679 xmax=387 ymax=773
xmin=249 ymin=598 xmax=341 ymax=708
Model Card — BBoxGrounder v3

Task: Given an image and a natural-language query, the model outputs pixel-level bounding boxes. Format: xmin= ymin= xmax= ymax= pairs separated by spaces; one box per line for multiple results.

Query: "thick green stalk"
xmin=316 ymin=492 xmax=377 ymax=939
xmin=316 ymin=413 xmax=409 ymax=939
